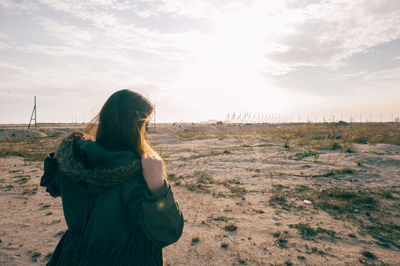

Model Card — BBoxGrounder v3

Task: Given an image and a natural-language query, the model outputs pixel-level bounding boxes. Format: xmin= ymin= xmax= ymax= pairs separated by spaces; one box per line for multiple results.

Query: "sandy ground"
xmin=0 ymin=124 xmax=399 ymax=265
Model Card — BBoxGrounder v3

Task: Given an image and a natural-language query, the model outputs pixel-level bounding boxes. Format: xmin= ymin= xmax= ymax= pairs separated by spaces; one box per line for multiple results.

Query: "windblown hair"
xmin=84 ymin=89 xmax=161 ymax=161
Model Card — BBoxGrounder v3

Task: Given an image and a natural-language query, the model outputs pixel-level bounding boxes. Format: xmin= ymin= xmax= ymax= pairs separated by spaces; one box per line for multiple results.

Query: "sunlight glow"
xmin=169 ymin=2 xmax=301 ymax=120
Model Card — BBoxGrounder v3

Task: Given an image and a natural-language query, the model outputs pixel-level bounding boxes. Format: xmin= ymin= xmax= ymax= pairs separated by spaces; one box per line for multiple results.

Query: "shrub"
xmin=331 ymin=142 xmax=342 ymax=150
xmin=224 ymin=224 xmax=237 ymax=232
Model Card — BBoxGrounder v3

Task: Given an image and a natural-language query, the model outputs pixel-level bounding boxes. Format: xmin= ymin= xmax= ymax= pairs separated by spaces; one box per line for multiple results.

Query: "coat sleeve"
xmin=40 ymin=152 xmax=61 ymax=197
xmin=140 ymin=180 xmax=184 ymax=248
xmin=124 ymin=178 xmax=184 ymax=248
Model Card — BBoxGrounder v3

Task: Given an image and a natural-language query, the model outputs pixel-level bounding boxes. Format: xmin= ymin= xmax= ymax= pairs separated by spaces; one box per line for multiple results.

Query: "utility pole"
xmin=28 ymin=96 xmax=37 ymax=130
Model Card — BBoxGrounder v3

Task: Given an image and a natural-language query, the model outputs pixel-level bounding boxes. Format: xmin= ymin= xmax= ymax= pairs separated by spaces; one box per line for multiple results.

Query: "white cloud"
xmin=330 ymin=66 xmax=400 ymax=81
xmin=39 ymin=18 xmax=94 ymax=44
xmin=330 ymin=71 xmax=368 ymax=81
xmin=0 ymin=0 xmax=38 ymax=11
xmin=364 ymin=66 xmax=400 ymax=80
xmin=0 ymin=41 xmax=10 ymax=49
xmin=32 ymin=2 xmax=193 ymax=65
xmin=156 ymin=0 xmax=214 ymax=18
xmin=267 ymin=0 xmax=400 ymax=72
xmin=0 ymin=32 xmax=11 ymax=40
xmin=0 ymin=0 xmax=399 ymax=122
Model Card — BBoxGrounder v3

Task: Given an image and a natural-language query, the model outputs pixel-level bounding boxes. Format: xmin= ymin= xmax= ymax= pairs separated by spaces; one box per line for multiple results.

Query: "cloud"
xmin=1 ymin=0 xmax=399 ymax=122
xmin=32 ymin=1 xmax=195 ymax=65
xmin=156 ymin=0 xmax=215 ymax=18
xmin=4 ymin=0 xmax=400 ymax=73
xmin=0 ymin=41 xmax=11 ymax=50
xmin=0 ymin=32 xmax=11 ymax=40
xmin=332 ymin=66 xmax=400 ymax=81
xmin=266 ymin=0 xmax=400 ymax=72
xmin=330 ymin=71 xmax=368 ymax=81
xmin=38 ymin=18 xmax=94 ymax=45
xmin=364 ymin=66 xmax=400 ymax=80
xmin=0 ymin=0 xmax=38 ymax=11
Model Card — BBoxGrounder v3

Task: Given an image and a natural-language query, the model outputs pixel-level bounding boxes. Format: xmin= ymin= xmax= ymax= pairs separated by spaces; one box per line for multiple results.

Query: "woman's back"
xmin=41 ymin=132 xmax=183 ymax=266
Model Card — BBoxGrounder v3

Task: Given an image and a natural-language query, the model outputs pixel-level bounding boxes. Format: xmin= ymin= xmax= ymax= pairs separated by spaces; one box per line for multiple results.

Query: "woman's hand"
xmin=141 ymin=154 xmax=164 ymax=194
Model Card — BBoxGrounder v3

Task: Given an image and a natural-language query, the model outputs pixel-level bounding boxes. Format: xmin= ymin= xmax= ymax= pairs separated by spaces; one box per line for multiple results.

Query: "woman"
xmin=40 ymin=89 xmax=184 ymax=265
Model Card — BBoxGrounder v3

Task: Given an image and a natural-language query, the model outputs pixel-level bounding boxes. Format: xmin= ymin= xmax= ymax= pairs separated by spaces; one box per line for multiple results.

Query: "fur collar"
xmin=54 ymin=133 xmax=142 ymax=187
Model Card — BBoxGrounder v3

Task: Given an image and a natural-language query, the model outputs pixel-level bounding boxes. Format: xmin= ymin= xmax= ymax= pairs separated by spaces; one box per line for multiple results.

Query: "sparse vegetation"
xmin=195 ymin=171 xmax=214 ymax=184
xmin=269 ymin=192 xmax=287 ymax=206
xmin=175 ymin=123 xmax=400 ymax=146
xmin=289 ymin=223 xmax=336 ymax=239
xmin=293 ymin=150 xmax=320 ymax=160
xmin=208 ymin=215 xmax=230 ymax=223
xmin=331 ymin=142 xmax=342 ymax=150
xmin=184 ymin=171 xmax=215 ymax=193
xmin=185 ymin=182 xmax=211 ymax=193
xmin=2 ymin=123 xmax=400 ymax=265
xmin=0 ymin=136 xmax=56 ymax=161
xmin=268 ymin=185 xmax=295 ymax=210
xmin=314 ymin=168 xmax=355 ymax=177
xmin=228 ymin=185 xmax=247 ymax=197
xmin=265 ymin=182 xmax=400 ymax=250
xmin=273 ymin=235 xmax=288 ymax=249
xmin=316 ymin=188 xmax=376 ymax=213
xmin=224 ymin=224 xmax=237 ymax=232
xmin=272 ymin=231 xmax=281 ymax=238
xmin=359 ymin=220 xmax=400 ymax=248
xmin=309 ymin=246 xmax=329 ymax=256
xmin=167 ymin=173 xmax=178 ymax=181
xmin=218 ymin=179 xmax=247 ymax=198
xmin=361 ymin=250 xmax=377 ymax=260
xmin=238 ymin=257 xmax=247 ymax=264
xmin=191 ymin=237 xmax=200 ymax=245
xmin=31 ymin=251 xmax=41 ymax=262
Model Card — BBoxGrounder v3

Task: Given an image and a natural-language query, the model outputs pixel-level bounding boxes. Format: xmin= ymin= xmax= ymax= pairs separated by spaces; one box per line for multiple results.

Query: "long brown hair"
xmin=84 ymin=89 xmax=161 ymax=160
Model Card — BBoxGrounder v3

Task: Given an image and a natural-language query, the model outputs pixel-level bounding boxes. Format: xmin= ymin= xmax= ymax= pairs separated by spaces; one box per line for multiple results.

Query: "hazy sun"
xmin=171 ymin=3 xmax=296 ymax=120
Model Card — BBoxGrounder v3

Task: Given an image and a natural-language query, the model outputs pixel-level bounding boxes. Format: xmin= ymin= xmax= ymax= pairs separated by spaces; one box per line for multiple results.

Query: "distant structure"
xmin=224 ymin=111 xmax=400 ymax=123
xmin=28 ymin=96 xmax=37 ymax=130
xmin=225 ymin=112 xmax=293 ymax=124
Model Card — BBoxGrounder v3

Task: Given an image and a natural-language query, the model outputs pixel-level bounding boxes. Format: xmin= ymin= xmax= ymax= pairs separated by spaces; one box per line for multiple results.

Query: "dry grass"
xmin=0 ymin=136 xmax=58 ymax=161
xmin=269 ymin=185 xmax=400 ymax=249
xmin=289 ymin=223 xmax=337 ymax=240
xmin=175 ymin=122 xmax=400 ymax=147
xmin=1 ymin=122 xmax=399 ymax=162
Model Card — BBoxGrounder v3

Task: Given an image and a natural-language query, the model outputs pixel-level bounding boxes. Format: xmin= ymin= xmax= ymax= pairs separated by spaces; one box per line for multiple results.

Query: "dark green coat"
xmin=40 ymin=135 xmax=184 ymax=265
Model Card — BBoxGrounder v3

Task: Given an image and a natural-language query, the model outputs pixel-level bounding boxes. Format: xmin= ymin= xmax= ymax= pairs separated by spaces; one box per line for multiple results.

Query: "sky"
xmin=0 ymin=0 xmax=399 ymax=123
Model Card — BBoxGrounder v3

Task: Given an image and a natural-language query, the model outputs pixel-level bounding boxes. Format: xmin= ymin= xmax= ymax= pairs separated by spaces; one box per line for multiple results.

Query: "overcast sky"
xmin=1 ymin=0 xmax=399 ymax=123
